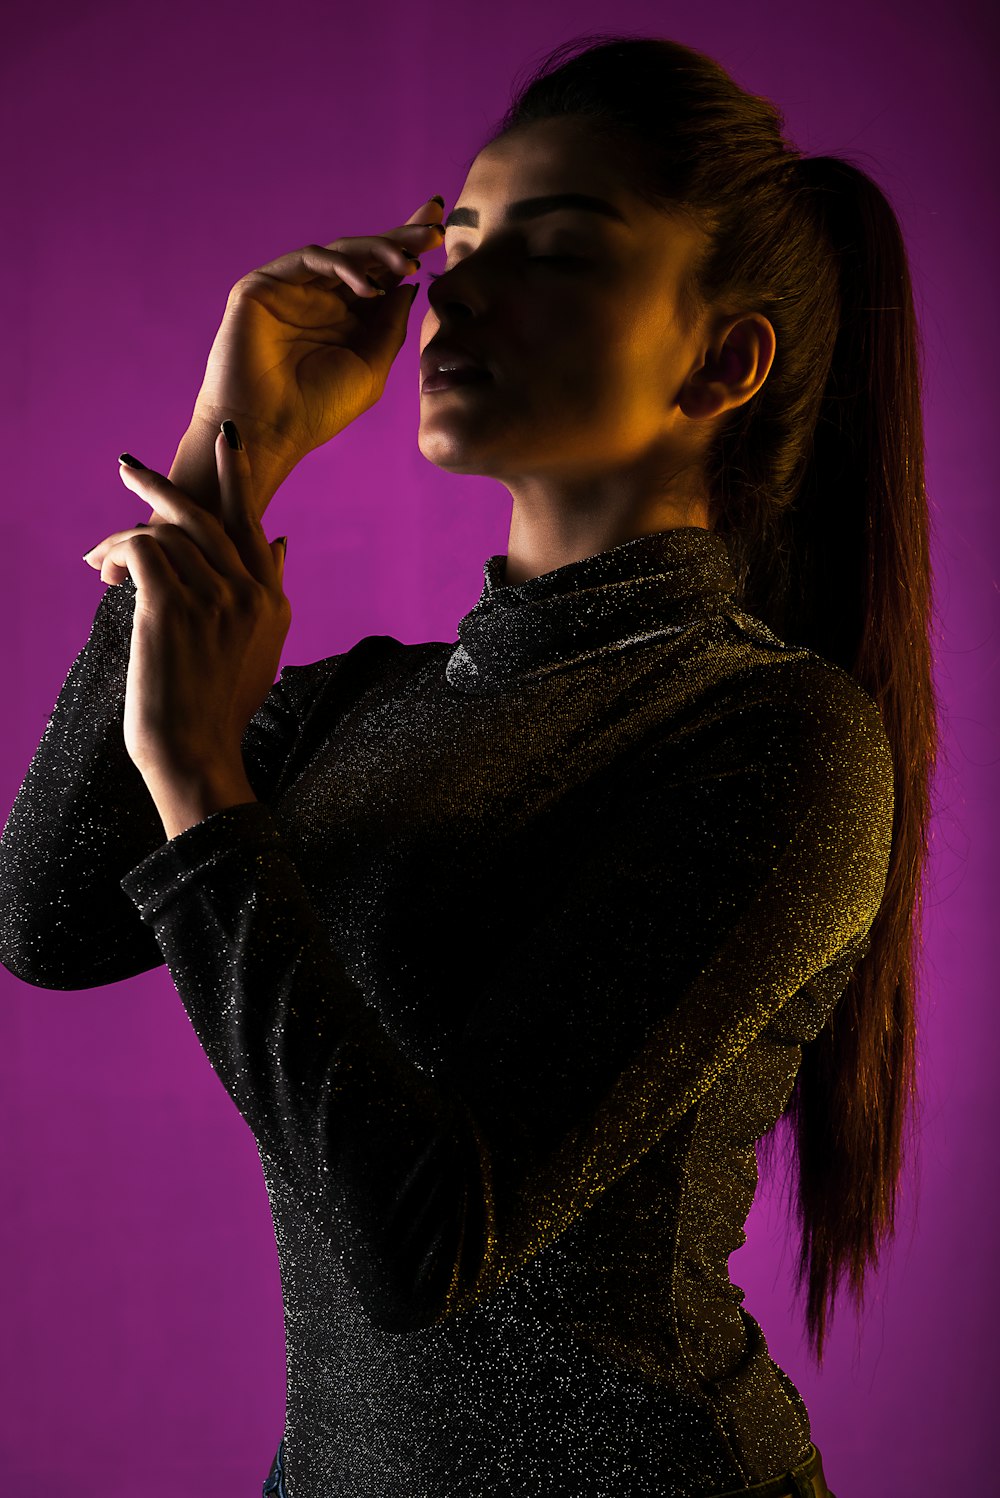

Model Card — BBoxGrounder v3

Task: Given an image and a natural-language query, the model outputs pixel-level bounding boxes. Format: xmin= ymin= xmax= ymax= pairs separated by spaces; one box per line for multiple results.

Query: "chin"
xmin=416 ymin=430 xmax=497 ymax=477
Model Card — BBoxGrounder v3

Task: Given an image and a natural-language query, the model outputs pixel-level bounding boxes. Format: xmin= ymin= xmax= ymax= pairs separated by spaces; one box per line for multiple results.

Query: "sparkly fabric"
xmin=0 ymin=527 xmax=894 ymax=1497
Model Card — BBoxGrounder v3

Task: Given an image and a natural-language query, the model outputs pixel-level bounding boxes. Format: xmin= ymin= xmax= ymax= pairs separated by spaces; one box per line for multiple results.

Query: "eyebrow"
xmin=443 ymin=193 xmax=629 ymax=230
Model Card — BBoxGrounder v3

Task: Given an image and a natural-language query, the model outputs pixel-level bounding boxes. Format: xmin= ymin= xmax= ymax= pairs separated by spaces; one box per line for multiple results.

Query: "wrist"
xmin=170 ymin=411 xmax=297 ymax=522
xmin=140 ymin=756 xmax=258 ymax=842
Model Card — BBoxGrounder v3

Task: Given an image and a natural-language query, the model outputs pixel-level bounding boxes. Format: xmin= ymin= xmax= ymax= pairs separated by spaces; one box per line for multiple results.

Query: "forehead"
xmin=455 ymin=116 xmax=707 ymax=255
xmin=461 ymin=116 xmax=634 ymax=208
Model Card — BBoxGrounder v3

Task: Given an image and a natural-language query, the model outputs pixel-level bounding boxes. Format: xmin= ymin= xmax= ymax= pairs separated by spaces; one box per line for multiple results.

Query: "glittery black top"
xmin=0 ymin=527 xmax=894 ymax=1498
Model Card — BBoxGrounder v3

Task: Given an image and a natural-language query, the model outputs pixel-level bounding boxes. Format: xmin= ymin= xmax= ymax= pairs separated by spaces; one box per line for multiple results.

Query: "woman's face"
xmin=416 ymin=115 xmax=738 ymax=500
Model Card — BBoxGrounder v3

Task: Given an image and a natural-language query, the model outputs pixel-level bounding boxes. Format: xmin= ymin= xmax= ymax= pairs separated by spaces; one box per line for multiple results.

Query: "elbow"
xmin=0 ymin=914 xmax=163 ymax=992
xmin=0 ymin=897 xmax=61 ymax=986
xmin=0 ymin=932 xmax=77 ymax=990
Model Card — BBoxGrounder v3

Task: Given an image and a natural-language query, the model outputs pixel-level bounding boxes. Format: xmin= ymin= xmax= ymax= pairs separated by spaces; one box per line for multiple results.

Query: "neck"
xmin=502 ymin=494 xmax=713 ymax=589
xmin=446 ymin=527 xmax=739 ymax=696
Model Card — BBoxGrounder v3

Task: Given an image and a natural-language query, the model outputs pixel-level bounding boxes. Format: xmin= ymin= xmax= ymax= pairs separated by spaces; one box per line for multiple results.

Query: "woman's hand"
xmin=82 ymin=426 xmax=291 ymax=839
xmin=189 ymin=194 xmax=446 ymax=484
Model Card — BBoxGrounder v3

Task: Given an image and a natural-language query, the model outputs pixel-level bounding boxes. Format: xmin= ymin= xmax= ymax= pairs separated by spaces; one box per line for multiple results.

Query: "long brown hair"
xmin=477 ymin=33 xmax=940 ymax=1365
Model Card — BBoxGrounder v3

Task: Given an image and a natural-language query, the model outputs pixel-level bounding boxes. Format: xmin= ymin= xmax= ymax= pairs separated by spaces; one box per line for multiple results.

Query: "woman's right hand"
xmin=189 ymin=194 xmax=445 ymax=487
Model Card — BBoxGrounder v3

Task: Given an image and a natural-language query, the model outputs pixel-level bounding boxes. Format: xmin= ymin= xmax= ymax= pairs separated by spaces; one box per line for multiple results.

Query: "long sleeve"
xmin=0 ymin=574 xmax=321 ymax=990
xmin=115 ymin=662 xmax=894 ymax=1336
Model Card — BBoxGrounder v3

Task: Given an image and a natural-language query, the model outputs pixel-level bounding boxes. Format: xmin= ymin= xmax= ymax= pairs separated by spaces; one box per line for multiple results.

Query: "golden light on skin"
xmin=416 ymin=115 xmax=776 ymax=586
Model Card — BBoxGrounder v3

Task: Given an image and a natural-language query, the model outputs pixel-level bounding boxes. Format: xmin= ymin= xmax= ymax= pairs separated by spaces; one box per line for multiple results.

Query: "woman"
xmin=0 ymin=32 xmax=935 ymax=1498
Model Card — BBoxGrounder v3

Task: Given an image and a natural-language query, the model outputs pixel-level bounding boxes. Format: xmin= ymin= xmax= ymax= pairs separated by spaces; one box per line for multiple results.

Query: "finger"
xmin=270 ymin=534 xmax=288 ymax=583
xmin=312 ymin=239 xmax=423 ymax=296
xmin=387 ymin=196 xmax=448 ymax=244
xmin=366 ymin=201 xmax=448 ymax=288
xmin=117 ymin=459 xmax=247 ymax=580
xmin=396 ymin=195 xmax=447 ymax=231
xmin=215 ymin=423 xmax=280 ymax=586
xmin=251 ymin=228 xmax=439 ymax=303
xmin=344 ymin=274 xmax=422 ymax=373
xmin=389 ymin=222 xmax=445 ymax=260
xmin=96 ymin=527 xmax=183 ymax=593
xmin=96 ymin=523 xmax=230 ymax=599
xmin=246 ymin=240 xmax=414 ymax=300
xmin=84 ymin=523 xmax=155 ymax=567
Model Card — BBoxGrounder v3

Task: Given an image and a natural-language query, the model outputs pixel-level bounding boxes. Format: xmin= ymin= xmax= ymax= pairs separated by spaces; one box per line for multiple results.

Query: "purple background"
xmin=1 ymin=2 xmax=996 ymax=1493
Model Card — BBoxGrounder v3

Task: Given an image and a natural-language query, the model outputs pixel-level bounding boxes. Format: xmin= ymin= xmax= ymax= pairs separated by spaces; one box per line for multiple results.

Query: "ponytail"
xmin=485 ymin=32 xmax=941 ymax=1364
xmin=745 ymin=154 xmax=939 ymax=1364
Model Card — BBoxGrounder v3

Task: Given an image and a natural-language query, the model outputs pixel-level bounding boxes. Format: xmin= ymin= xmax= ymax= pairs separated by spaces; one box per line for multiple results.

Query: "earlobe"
xmin=677 ymin=369 xmax=731 ymax=422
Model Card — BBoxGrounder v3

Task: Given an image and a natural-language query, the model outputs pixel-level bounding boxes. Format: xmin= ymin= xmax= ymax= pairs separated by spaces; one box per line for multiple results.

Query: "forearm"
xmin=0 ymin=579 xmax=166 ymax=988
xmin=118 ymin=801 xmax=482 ymax=1334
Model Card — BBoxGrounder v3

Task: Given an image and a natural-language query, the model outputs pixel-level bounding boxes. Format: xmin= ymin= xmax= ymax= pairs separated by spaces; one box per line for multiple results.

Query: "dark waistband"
xmin=707 ymin=1442 xmax=836 ymax=1498
xmin=262 ymin=1437 xmax=836 ymax=1498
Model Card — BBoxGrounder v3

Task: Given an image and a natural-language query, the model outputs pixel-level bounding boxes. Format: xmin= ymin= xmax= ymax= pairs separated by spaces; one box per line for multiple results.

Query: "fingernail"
xmin=278 ymin=535 xmax=288 ymax=555
xmin=119 ymin=452 xmax=145 ymax=469
xmin=221 ymin=419 xmax=243 ymax=450
xmin=430 ymin=195 xmax=445 ymax=208
xmin=82 ymin=520 xmax=147 ymax=561
xmin=365 ymin=275 xmax=387 ymax=295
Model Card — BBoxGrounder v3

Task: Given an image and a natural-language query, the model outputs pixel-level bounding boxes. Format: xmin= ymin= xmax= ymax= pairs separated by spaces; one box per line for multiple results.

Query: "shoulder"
xmin=697 ymin=607 xmax=892 ymax=762
xmin=639 ymin=608 xmax=894 ymax=822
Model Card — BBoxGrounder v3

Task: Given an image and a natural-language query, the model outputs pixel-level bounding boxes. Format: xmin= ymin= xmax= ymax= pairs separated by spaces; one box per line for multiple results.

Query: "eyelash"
xmin=427 ymin=255 xmax=581 ymax=281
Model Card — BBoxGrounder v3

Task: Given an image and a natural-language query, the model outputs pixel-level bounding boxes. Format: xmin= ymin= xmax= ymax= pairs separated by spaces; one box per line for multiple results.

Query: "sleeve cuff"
xmin=119 ymin=800 xmax=283 ymax=921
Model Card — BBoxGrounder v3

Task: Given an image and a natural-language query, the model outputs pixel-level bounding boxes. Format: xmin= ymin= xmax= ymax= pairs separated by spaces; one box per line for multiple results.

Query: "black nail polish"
xmin=119 ymin=452 xmax=145 ymax=469
xmin=221 ymin=419 xmax=243 ymax=450
xmin=365 ymin=275 xmax=387 ymax=295
xmin=409 ymin=257 xmax=421 ymax=269
xmin=431 ymin=195 xmax=445 ymax=208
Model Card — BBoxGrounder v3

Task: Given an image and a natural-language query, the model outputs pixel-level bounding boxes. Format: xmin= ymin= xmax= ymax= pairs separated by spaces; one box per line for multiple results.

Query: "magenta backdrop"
xmin=1 ymin=2 xmax=996 ymax=1494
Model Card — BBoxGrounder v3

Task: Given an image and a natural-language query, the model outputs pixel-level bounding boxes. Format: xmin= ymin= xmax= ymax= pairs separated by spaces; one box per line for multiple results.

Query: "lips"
xmin=419 ymin=340 xmax=492 ymax=386
xmin=421 ymin=367 xmax=493 ymax=393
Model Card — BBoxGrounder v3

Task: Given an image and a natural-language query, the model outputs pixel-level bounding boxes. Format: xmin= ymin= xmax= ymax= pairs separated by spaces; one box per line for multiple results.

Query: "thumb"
xmin=355 ymin=281 xmax=421 ymax=368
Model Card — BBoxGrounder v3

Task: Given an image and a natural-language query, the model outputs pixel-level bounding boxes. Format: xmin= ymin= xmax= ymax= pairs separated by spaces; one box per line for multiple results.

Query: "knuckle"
xmin=148 ymin=521 xmax=181 ymax=543
xmin=230 ymin=271 xmax=264 ymax=300
xmin=232 ymin=577 xmax=262 ymax=612
xmin=201 ymin=580 xmax=231 ymax=613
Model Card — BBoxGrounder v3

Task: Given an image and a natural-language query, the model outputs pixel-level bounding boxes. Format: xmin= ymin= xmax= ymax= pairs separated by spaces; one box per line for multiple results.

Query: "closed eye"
xmin=427 ymin=255 xmax=583 ymax=281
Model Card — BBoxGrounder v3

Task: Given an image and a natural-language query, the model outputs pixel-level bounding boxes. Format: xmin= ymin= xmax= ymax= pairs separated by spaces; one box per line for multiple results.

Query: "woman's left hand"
xmin=82 ymin=425 xmax=291 ymax=832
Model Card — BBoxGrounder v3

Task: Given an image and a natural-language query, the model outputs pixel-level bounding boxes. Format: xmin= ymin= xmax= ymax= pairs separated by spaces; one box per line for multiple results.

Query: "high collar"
xmin=445 ymin=526 xmax=740 ymax=694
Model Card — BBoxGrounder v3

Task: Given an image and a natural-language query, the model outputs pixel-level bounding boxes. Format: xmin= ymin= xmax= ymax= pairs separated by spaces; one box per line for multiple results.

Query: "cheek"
xmin=508 ymin=295 xmax=631 ymax=374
